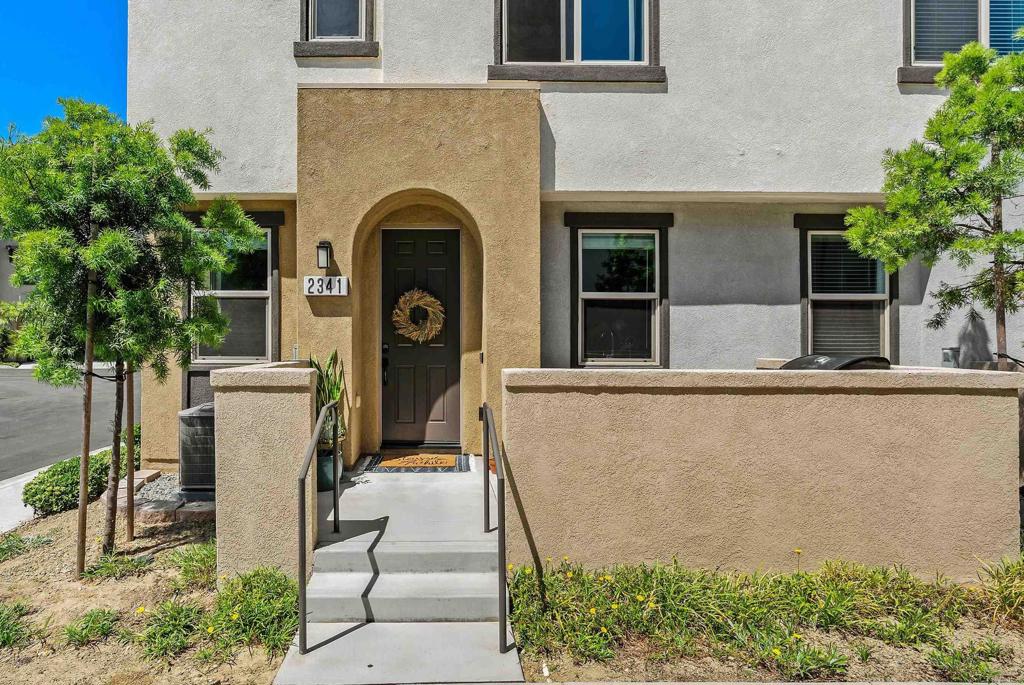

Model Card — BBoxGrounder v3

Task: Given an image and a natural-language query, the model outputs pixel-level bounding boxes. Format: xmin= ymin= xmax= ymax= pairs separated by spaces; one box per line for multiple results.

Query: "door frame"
xmin=377 ymin=226 xmax=464 ymax=450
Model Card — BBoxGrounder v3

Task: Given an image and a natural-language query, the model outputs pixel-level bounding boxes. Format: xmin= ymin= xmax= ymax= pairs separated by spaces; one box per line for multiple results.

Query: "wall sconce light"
xmin=316 ymin=240 xmax=333 ymax=269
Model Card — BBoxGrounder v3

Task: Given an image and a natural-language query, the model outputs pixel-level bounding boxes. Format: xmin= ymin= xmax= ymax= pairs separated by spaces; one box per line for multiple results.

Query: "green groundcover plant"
xmin=0 ymin=601 xmax=31 ymax=649
xmin=21 ymin=425 xmax=141 ymax=516
xmin=508 ymin=555 xmax=1024 ymax=679
xmin=64 ymin=609 xmax=119 ymax=647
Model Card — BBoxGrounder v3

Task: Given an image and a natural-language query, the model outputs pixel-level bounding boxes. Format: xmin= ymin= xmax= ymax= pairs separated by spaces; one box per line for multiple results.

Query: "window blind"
xmin=811 ymin=302 xmax=884 ymax=357
xmin=990 ymin=0 xmax=1024 ymax=55
xmin=914 ymin=0 xmax=979 ymax=63
xmin=810 ymin=235 xmax=885 ymax=295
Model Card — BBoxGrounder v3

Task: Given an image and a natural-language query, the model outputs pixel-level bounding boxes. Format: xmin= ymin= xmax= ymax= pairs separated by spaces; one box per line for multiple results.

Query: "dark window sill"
xmin=898 ymin=65 xmax=941 ymax=85
xmin=488 ymin=64 xmax=666 ymax=83
xmin=294 ymin=40 xmax=380 ymax=58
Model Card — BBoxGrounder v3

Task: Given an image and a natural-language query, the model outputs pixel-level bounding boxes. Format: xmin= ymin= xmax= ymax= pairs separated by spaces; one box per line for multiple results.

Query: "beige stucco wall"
xmin=212 ymin=362 xmax=315 ymax=579
xmin=140 ymin=200 xmax=297 ymax=473
xmin=297 ymin=86 xmax=542 ymax=462
xmin=502 ymin=368 xmax=1024 ymax=581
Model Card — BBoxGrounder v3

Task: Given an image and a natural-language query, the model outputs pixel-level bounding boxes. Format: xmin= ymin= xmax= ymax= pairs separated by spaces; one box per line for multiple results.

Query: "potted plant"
xmin=311 ymin=351 xmax=346 ymax=492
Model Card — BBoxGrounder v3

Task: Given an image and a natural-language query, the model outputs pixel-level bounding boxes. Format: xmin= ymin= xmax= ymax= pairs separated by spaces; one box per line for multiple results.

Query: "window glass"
xmin=582 ymin=299 xmax=654 ymax=360
xmin=581 ymin=233 xmax=656 ymax=293
xmin=810 ymin=234 xmax=885 ymax=295
xmin=811 ymin=301 xmax=884 ymax=357
xmin=580 ymin=0 xmax=645 ymax=61
xmin=913 ymin=0 xmax=978 ymax=63
xmin=507 ymin=0 xmax=562 ymax=62
xmin=314 ymin=0 xmax=360 ymax=38
xmin=197 ymin=298 xmax=268 ymax=359
xmin=203 ymin=235 xmax=268 ymax=291
xmin=990 ymin=0 xmax=1024 ymax=55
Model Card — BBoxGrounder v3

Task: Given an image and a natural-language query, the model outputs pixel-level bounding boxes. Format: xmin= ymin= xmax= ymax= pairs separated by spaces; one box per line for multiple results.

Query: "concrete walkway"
xmin=0 ymin=466 xmax=43 ymax=532
xmin=275 ymin=457 xmax=522 ymax=685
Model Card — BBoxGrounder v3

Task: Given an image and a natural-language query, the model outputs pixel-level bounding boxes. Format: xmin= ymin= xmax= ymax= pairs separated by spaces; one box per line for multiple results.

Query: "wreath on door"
xmin=392 ymin=288 xmax=446 ymax=343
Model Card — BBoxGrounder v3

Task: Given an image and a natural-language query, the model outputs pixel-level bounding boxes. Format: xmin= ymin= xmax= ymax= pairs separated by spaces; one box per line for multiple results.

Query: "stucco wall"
xmin=540 ymin=201 xmax=1024 ymax=369
xmin=296 ymin=87 xmax=541 ymax=459
xmin=211 ymin=362 xmax=315 ymax=579
xmin=129 ymin=0 xmax=946 ymax=196
xmin=502 ymin=368 xmax=1023 ymax=581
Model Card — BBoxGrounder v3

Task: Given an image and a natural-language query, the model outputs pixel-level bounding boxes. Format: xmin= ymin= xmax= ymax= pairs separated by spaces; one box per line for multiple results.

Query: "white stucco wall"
xmin=540 ymin=202 xmax=1024 ymax=370
xmin=129 ymin=0 xmax=947 ymax=196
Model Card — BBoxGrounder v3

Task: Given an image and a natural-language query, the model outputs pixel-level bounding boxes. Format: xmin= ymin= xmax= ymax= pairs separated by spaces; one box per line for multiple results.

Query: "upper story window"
xmin=310 ymin=0 xmax=362 ymax=40
xmin=912 ymin=0 xmax=1024 ymax=64
xmin=505 ymin=0 xmax=648 ymax=64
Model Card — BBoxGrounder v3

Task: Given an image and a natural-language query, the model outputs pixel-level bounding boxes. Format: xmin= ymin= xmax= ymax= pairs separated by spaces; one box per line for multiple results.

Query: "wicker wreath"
xmin=392 ymin=288 xmax=445 ymax=343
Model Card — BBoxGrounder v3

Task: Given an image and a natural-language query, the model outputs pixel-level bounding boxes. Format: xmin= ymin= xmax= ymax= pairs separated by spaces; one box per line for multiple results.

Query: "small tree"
xmin=846 ymin=41 xmax=1024 ymax=368
xmin=0 ymin=100 xmax=262 ymax=568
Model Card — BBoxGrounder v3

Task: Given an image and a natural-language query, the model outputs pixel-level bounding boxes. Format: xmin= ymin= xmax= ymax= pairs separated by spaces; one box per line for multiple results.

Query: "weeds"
xmin=201 ymin=568 xmax=298 ymax=660
xmin=0 ymin=533 xmax=52 ymax=563
xmin=927 ymin=640 xmax=1009 ymax=682
xmin=64 ymin=609 xmax=118 ymax=647
xmin=137 ymin=600 xmax=204 ymax=658
xmin=854 ymin=642 xmax=873 ymax=663
xmin=980 ymin=553 xmax=1024 ymax=622
xmin=83 ymin=553 xmax=154 ymax=580
xmin=0 ymin=602 xmax=31 ymax=649
xmin=167 ymin=541 xmax=217 ymax=591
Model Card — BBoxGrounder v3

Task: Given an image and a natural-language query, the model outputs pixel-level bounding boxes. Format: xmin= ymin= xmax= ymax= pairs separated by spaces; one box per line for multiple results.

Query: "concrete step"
xmin=313 ymin=539 xmax=497 ymax=573
xmin=306 ymin=571 xmax=499 ymax=623
xmin=274 ymin=622 xmax=522 ymax=685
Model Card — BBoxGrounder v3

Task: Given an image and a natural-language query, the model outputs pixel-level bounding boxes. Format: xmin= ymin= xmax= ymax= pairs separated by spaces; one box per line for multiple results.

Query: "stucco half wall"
xmin=501 ymin=368 xmax=1023 ymax=581
xmin=296 ymin=86 xmax=541 ymax=460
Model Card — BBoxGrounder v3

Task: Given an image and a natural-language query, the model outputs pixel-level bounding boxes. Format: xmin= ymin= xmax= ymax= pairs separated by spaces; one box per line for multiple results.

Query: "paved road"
xmin=0 ymin=367 xmax=142 ymax=481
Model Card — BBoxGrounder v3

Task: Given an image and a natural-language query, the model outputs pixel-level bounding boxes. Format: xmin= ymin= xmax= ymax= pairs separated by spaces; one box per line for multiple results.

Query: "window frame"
xmin=308 ymin=0 xmax=364 ymax=41
xmin=502 ymin=0 xmax=650 ymax=65
xmin=906 ymin=0 xmax=1024 ymax=66
xmin=191 ymin=227 xmax=274 ymax=365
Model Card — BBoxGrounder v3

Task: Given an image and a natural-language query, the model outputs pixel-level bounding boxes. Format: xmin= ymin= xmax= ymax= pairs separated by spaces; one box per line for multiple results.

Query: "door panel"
xmin=381 ymin=229 xmax=461 ymax=446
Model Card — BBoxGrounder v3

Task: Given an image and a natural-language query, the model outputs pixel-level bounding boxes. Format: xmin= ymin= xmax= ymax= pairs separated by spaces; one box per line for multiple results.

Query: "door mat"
xmin=364 ymin=453 xmax=470 ymax=473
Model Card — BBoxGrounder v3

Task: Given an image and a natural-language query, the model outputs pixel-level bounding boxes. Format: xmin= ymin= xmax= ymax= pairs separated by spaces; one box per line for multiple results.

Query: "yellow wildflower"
xmin=791 ymin=633 xmax=803 ymax=641
xmin=604 ymin=575 xmax=613 ymax=581
xmin=563 ymin=556 xmax=569 ymax=562
xmin=507 ymin=564 xmax=515 ymax=571
xmin=611 ymin=603 xmax=619 ymax=610
xmin=524 ymin=567 xmax=533 ymax=575
xmin=207 ymin=626 xmax=215 ymax=634
xmin=135 ymin=606 xmax=146 ymax=614
xmin=635 ymin=594 xmax=645 ymax=602
xmin=546 ymin=557 xmax=552 ymax=563
xmin=565 ymin=571 xmax=573 ymax=579
xmin=589 ymin=607 xmax=596 ymax=615
xmin=231 ymin=613 xmax=240 ymax=621
xmin=792 ymin=548 xmax=802 ymax=555
xmin=600 ymin=626 xmax=608 ymax=634
xmin=648 ymin=602 xmax=656 ymax=609
xmin=772 ymin=648 xmax=782 ymax=657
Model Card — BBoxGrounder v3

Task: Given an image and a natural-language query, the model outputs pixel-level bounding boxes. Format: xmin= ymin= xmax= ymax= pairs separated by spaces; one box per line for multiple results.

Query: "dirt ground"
xmin=0 ymin=501 xmax=282 ymax=685
xmin=521 ymin=623 xmax=1024 ymax=682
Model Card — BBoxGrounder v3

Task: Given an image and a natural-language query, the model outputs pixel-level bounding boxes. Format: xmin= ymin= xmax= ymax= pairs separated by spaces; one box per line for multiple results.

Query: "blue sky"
xmin=0 ymin=2 xmax=127 ymax=135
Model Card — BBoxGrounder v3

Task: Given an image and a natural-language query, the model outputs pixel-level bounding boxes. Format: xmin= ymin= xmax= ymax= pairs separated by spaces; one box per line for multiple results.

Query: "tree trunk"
xmin=993 ymin=144 xmax=1008 ymax=372
xmin=125 ymin=363 xmax=135 ymax=542
xmin=76 ymin=224 xmax=100 ymax=577
xmin=102 ymin=359 xmax=125 ymax=555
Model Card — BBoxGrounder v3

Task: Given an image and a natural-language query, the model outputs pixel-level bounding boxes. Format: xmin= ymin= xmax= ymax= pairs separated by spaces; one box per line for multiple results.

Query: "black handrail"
xmin=297 ymin=400 xmax=340 ymax=655
xmin=481 ymin=403 xmax=509 ymax=654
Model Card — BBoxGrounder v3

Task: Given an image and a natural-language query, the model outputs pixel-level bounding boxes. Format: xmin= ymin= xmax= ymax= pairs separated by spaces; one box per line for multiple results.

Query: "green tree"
xmin=0 ymin=99 xmax=262 ymax=569
xmin=846 ymin=41 xmax=1024 ymax=368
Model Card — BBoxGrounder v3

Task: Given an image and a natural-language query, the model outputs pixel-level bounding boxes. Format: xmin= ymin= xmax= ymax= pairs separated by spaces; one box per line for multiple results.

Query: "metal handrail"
xmin=481 ymin=403 xmax=509 ymax=654
xmin=297 ymin=400 xmax=340 ymax=655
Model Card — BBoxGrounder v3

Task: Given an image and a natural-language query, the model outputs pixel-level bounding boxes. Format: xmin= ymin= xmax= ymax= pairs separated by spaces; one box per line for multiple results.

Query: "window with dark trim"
xmin=295 ymin=0 xmax=379 ymax=58
xmin=490 ymin=0 xmax=666 ymax=82
xmin=567 ymin=212 xmax=671 ymax=367
xmin=795 ymin=215 xmax=899 ymax=360
xmin=900 ymin=0 xmax=1024 ymax=83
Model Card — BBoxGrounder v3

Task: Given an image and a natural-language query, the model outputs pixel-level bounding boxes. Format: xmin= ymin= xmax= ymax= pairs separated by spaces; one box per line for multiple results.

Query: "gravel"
xmin=137 ymin=473 xmax=181 ymax=502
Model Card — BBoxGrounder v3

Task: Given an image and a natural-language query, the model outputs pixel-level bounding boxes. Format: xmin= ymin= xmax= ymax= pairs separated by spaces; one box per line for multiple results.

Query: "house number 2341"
xmin=304 ymin=276 xmax=349 ymax=296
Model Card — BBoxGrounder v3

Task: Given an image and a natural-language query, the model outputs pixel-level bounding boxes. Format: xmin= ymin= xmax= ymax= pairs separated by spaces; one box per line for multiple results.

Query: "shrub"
xmin=65 ymin=609 xmax=118 ymax=646
xmin=83 ymin=553 xmax=154 ymax=580
xmin=0 ymin=301 xmax=25 ymax=362
xmin=137 ymin=600 xmax=204 ymax=659
xmin=21 ymin=428 xmax=141 ymax=516
xmin=167 ymin=541 xmax=217 ymax=592
xmin=0 ymin=533 xmax=51 ymax=563
xmin=0 ymin=602 xmax=31 ymax=649
xmin=201 ymin=568 xmax=298 ymax=660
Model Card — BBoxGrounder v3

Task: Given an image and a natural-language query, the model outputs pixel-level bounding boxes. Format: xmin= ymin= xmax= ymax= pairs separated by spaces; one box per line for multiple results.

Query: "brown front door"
xmin=381 ymin=229 xmax=461 ymax=447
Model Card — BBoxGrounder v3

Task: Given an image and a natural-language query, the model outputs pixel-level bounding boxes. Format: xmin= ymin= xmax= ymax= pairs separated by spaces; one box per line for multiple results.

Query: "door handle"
xmin=382 ymin=356 xmax=389 ymax=386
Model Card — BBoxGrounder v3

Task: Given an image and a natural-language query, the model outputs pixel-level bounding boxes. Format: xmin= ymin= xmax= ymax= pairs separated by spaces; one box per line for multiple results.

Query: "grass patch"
xmin=0 ymin=533 xmax=52 ymax=562
xmin=927 ymin=639 xmax=1009 ymax=682
xmin=981 ymin=554 xmax=1024 ymax=622
xmin=64 ymin=609 xmax=118 ymax=647
xmin=167 ymin=541 xmax=217 ymax=591
xmin=137 ymin=600 xmax=204 ymax=659
xmin=509 ymin=558 xmax=981 ymax=677
xmin=83 ymin=553 xmax=154 ymax=580
xmin=200 ymin=568 xmax=298 ymax=661
xmin=0 ymin=601 xmax=31 ymax=649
